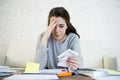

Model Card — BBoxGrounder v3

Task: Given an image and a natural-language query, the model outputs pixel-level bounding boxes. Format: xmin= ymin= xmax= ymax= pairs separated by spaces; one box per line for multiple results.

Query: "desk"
xmin=59 ymin=75 xmax=92 ymax=80
xmin=0 ymin=68 xmax=93 ymax=80
xmin=1 ymin=68 xmax=120 ymax=80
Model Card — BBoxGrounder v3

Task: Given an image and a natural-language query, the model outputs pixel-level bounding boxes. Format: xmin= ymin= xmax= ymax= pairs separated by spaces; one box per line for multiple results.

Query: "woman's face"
xmin=50 ymin=16 xmax=68 ymax=41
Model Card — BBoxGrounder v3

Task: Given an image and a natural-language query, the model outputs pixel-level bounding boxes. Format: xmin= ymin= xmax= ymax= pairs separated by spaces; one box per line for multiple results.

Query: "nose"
xmin=55 ymin=26 xmax=60 ymax=32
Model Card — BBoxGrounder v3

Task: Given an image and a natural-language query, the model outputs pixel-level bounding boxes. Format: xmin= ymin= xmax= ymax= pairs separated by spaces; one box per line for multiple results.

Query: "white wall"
xmin=0 ymin=0 xmax=120 ymax=68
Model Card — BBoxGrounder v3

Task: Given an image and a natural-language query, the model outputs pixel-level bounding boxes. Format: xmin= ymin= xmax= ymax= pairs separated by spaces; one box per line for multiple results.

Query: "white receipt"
xmin=57 ymin=49 xmax=78 ymax=67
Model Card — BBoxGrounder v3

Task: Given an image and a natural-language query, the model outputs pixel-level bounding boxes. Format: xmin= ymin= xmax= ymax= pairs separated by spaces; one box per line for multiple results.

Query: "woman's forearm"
xmin=35 ymin=44 xmax=48 ymax=69
xmin=41 ymin=27 xmax=52 ymax=47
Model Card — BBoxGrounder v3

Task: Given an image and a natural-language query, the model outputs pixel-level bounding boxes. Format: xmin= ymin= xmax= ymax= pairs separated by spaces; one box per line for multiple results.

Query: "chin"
xmin=55 ymin=38 xmax=61 ymax=40
xmin=54 ymin=37 xmax=62 ymax=40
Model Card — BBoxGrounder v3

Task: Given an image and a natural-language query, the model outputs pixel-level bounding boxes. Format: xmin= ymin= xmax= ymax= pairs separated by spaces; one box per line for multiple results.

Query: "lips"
xmin=55 ymin=35 xmax=60 ymax=38
xmin=55 ymin=34 xmax=60 ymax=36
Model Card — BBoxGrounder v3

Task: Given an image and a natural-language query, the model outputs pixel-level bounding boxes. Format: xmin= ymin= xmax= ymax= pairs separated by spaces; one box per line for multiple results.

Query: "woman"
xmin=35 ymin=7 xmax=84 ymax=71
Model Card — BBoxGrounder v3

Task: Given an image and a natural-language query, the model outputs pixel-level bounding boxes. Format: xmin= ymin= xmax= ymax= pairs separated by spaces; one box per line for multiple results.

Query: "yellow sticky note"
xmin=108 ymin=70 xmax=120 ymax=75
xmin=25 ymin=62 xmax=40 ymax=73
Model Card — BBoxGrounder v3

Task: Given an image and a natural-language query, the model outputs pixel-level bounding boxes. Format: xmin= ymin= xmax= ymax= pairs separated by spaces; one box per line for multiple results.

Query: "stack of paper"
xmin=94 ymin=69 xmax=120 ymax=80
xmin=77 ymin=68 xmax=108 ymax=78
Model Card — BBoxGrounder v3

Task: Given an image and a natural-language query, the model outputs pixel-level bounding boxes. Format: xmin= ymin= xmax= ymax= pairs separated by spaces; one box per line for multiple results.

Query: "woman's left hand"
xmin=67 ymin=56 xmax=80 ymax=71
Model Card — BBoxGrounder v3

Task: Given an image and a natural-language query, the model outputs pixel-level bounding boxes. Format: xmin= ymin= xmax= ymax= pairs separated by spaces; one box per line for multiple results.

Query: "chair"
xmin=5 ymin=39 xmax=36 ymax=68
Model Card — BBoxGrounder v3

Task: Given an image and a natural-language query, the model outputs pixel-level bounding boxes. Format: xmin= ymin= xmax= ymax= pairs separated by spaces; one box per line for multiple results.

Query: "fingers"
xmin=67 ymin=61 xmax=79 ymax=69
xmin=50 ymin=17 xmax=57 ymax=25
xmin=67 ymin=56 xmax=80 ymax=70
xmin=67 ymin=56 xmax=80 ymax=65
xmin=48 ymin=18 xmax=57 ymax=30
xmin=50 ymin=19 xmax=56 ymax=25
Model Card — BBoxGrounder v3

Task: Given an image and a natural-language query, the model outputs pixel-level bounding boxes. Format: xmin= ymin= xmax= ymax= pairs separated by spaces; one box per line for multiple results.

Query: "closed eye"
xmin=59 ymin=24 xmax=64 ymax=28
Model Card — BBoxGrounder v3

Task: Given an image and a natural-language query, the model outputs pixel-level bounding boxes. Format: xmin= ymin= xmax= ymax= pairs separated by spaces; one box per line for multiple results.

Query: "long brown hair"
xmin=48 ymin=7 xmax=80 ymax=38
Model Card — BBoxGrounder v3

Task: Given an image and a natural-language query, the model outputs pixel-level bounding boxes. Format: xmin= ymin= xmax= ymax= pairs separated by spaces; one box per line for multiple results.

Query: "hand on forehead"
xmin=50 ymin=16 xmax=66 ymax=25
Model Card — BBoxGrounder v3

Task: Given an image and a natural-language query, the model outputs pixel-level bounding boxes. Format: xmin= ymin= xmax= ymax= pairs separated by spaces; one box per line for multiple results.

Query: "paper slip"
xmin=25 ymin=62 xmax=40 ymax=73
xmin=57 ymin=49 xmax=78 ymax=67
xmin=4 ymin=74 xmax=58 ymax=80
xmin=107 ymin=69 xmax=120 ymax=76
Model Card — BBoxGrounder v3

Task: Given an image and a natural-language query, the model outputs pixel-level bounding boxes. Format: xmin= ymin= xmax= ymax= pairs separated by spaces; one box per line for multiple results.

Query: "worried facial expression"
xmin=50 ymin=17 xmax=68 ymax=41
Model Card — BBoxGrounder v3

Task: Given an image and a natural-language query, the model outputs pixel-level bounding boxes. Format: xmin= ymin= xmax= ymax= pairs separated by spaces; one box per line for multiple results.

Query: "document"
xmin=4 ymin=69 xmax=66 ymax=80
xmin=39 ymin=69 xmax=67 ymax=74
xmin=4 ymin=74 xmax=58 ymax=80
xmin=57 ymin=49 xmax=78 ymax=67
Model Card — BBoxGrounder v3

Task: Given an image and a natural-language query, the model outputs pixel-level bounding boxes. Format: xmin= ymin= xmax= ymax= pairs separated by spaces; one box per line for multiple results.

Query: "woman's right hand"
xmin=47 ymin=18 xmax=57 ymax=33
